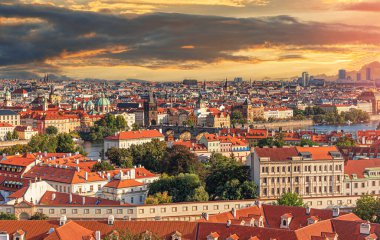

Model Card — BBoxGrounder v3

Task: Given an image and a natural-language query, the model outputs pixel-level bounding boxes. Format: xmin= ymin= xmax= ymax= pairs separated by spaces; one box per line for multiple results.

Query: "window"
xmin=203 ymin=206 xmax=208 ymax=210
xmin=193 ymin=206 xmax=198 ymax=211
xmin=139 ymin=209 xmax=144 ymax=214
xmin=60 ymin=209 xmax=66 ymax=214
xmin=107 ymin=209 xmax=112 ymax=214
xmin=172 ymin=207 xmax=177 ymax=212
xmin=49 ymin=209 xmax=55 ymax=214
xmin=131 ymin=197 xmax=134 ymax=203
xmin=317 ymin=201 xmax=322 ymax=206
xmin=84 ymin=209 xmax=89 ymax=214
xmin=127 ymin=209 xmax=133 ymax=214
xmin=117 ymin=209 xmax=123 ymax=214
xmin=161 ymin=208 xmax=166 ymax=213
xmin=150 ymin=208 xmax=155 ymax=213
xmin=72 ymin=209 xmax=78 ymax=214
xmin=95 ymin=209 xmax=101 ymax=214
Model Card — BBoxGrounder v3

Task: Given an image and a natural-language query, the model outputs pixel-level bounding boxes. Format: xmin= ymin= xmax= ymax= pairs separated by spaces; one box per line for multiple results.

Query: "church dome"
xmin=86 ymin=100 xmax=95 ymax=108
xmin=96 ymin=94 xmax=110 ymax=107
xmin=5 ymin=90 xmax=11 ymax=97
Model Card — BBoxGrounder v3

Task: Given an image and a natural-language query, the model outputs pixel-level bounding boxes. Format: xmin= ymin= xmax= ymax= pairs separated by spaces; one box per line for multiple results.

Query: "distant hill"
xmin=126 ymin=78 xmax=150 ymax=83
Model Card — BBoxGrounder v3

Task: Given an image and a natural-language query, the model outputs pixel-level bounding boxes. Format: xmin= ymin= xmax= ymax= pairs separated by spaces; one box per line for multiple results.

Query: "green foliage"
xmin=127 ymin=139 xmax=167 ymax=172
xmin=91 ymin=161 xmax=115 ymax=172
xmin=277 ymin=192 xmax=304 ymax=207
xmin=45 ymin=126 xmax=58 ymax=135
xmin=5 ymin=131 xmax=13 ymax=141
xmin=304 ymin=106 xmax=326 ymax=116
xmin=257 ymin=135 xmax=284 ymax=148
xmin=313 ymin=108 xmax=370 ymax=125
xmin=145 ymin=191 xmax=173 ymax=204
xmin=353 ymin=195 xmax=380 ymax=223
xmin=105 ymin=147 xmax=133 ymax=168
xmin=28 ymin=134 xmax=58 ymax=153
xmin=0 ymin=212 xmax=17 ymax=220
xmin=231 ymin=110 xmax=247 ymax=125
xmin=336 ymin=136 xmax=356 ymax=147
xmin=0 ymin=144 xmax=32 ymax=155
xmin=205 ymin=153 xmax=254 ymax=200
xmin=56 ymin=133 xmax=76 ymax=153
xmin=299 ymin=138 xmax=318 ymax=146
xmin=80 ymin=114 xmax=130 ymax=142
xmin=162 ymin=145 xmax=204 ymax=177
xmin=131 ymin=123 xmax=140 ymax=131
xmin=148 ymin=173 xmax=208 ymax=202
xmin=12 ymin=130 xmax=18 ymax=140
xmin=30 ymin=212 xmax=48 ymax=220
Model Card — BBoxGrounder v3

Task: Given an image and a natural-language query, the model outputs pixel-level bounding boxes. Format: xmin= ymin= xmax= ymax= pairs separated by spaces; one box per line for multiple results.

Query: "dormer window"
xmin=227 ymin=234 xmax=239 ymax=240
xmin=171 ymin=231 xmax=182 ymax=240
xmin=207 ymin=232 xmax=220 ymax=240
xmin=13 ymin=229 xmax=25 ymax=240
xmin=280 ymin=213 xmax=293 ymax=229
xmin=307 ymin=216 xmax=319 ymax=225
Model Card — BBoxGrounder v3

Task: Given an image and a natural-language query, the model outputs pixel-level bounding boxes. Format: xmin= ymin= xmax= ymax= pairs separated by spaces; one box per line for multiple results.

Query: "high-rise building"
xmin=356 ymin=72 xmax=362 ymax=81
xmin=366 ymin=67 xmax=372 ymax=80
xmin=301 ymin=72 xmax=309 ymax=87
xmin=338 ymin=69 xmax=346 ymax=80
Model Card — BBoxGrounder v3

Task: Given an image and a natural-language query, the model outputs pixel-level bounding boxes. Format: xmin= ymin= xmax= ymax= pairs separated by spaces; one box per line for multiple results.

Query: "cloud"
xmin=0 ymin=3 xmax=380 ymax=72
xmin=340 ymin=2 xmax=380 ymax=12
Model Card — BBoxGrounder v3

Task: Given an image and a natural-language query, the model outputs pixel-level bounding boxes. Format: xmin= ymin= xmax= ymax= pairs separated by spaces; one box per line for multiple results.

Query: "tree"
xmin=105 ymin=147 xmax=133 ymax=168
xmin=91 ymin=161 xmax=115 ymax=172
xmin=163 ymin=145 xmax=204 ymax=176
xmin=299 ymin=138 xmax=317 ymax=146
xmin=231 ymin=110 xmax=246 ymax=125
xmin=131 ymin=123 xmax=140 ymax=131
xmin=5 ymin=131 xmax=13 ymax=141
xmin=115 ymin=115 xmax=128 ymax=130
xmin=56 ymin=133 xmax=76 ymax=153
xmin=353 ymin=195 xmax=380 ymax=223
xmin=30 ymin=212 xmax=48 ymax=220
xmin=28 ymin=134 xmax=57 ymax=153
xmin=45 ymin=126 xmax=58 ymax=135
xmin=277 ymin=192 xmax=304 ymax=207
xmin=148 ymin=174 xmax=208 ymax=202
xmin=145 ymin=191 xmax=173 ymax=204
xmin=0 ymin=212 xmax=17 ymax=220
xmin=0 ymin=144 xmax=32 ymax=155
xmin=336 ymin=136 xmax=356 ymax=147
xmin=205 ymin=153 xmax=252 ymax=200
xmin=128 ymin=139 xmax=167 ymax=172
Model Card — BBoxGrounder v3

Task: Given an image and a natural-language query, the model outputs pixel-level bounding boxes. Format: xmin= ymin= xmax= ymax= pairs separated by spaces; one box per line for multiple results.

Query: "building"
xmin=14 ymin=126 xmax=38 ymax=140
xmin=103 ymin=129 xmax=164 ymax=154
xmin=111 ymin=112 xmax=136 ymax=129
xmin=252 ymin=146 xmax=345 ymax=199
xmin=338 ymin=69 xmax=346 ymax=80
xmin=366 ymin=67 xmax=372 ymax=80
xmin=0 ymin=122 xmax=15 ymax=141
xmin=0 ymin=110 xmax=20 ymax=126
xmin=3 ymin=89 xmax=12 ymax=107
xmin=263 ymin=107 xmax=293 ymax=120
xmin=95 ymin=93 xmax=111 ymax=113
xmin=144 ymin=91 xmax=158 ymax=126
xmin=206 ymin=111 xmax=230 ymax=128
xmin=344 ymin=159 xmax=380 ymax=196
xmin=199 ymin=134 xmax=221 ymax=153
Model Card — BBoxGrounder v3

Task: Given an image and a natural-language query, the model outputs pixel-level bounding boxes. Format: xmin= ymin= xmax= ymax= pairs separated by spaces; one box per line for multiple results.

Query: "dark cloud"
xmin=0 ymin=3 xmax=380 ymax=70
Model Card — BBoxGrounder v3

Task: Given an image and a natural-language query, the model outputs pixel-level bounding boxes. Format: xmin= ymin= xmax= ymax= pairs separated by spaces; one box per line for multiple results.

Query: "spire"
xmin=203 ymin=80 xmax=206 ymax=91
xmin=149 ymin=91 xmax=155 ymax=103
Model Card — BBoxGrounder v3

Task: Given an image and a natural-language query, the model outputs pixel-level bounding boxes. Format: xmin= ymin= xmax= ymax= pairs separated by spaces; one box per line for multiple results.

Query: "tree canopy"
xmin=277 ymin=192 xmax=304 ymax=207
xmin=353 ymin=195 xmax=380 ymax=223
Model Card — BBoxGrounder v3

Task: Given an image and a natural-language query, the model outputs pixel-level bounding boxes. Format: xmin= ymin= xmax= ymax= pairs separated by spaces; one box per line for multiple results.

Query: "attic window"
xmin=299 ymin=152 xmax=312 ymax=159
xmin=329 ymin=151 xmax=342 ymax=159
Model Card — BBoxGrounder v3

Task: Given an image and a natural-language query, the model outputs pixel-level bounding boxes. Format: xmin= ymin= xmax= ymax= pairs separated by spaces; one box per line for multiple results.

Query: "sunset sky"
xmin=0 ymin=0 xmax=380 ymax=81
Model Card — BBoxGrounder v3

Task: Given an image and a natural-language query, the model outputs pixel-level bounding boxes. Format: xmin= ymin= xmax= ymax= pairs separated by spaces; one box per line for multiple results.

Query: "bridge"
xmin=148 ymin=125 xmax=221 ymax=140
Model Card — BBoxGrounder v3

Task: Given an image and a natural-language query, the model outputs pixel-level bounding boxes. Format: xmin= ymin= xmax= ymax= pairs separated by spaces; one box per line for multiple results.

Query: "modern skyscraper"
xmin=356 ymin=72 xmax=362 ymax=81
xmin=366 ymin=68 xmax=372 ymax=80
xmin=338 ymin=69 xmax=346 ymax=80
xmin=301 ymin=72 xmax=309 ymax=87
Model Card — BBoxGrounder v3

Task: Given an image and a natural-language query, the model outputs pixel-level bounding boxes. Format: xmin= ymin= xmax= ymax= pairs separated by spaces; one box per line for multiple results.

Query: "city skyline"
xmin=1 ymin=0 xmax=380 ymax=81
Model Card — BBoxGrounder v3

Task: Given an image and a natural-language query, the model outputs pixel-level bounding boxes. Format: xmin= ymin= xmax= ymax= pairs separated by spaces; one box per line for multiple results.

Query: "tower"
xmin=144 ymin=91 xmax=158 ymax=126
xmin=366 ymin=68 xmax=372 ymax=80
xmin=3 ymin=88 xmax=12 ymax=107
xmin=338 ymin=69 xmax=346 ymax=80
xmin=196 ymin=92 xmax=205 ymax=109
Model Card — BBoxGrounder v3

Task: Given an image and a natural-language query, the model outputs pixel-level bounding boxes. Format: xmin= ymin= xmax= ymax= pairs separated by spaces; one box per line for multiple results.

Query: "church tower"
xmin=3 ymin=88 xmax=12 ymax=107
xmin=144 ymin=91 xmax=158 ymax=126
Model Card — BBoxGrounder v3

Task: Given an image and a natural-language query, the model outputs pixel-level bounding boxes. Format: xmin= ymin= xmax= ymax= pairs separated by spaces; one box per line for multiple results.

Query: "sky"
xmin=0 ymin=0 xmax=380 ymax=81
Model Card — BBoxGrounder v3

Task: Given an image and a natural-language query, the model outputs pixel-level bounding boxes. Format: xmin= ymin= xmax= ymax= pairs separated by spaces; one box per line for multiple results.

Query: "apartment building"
xmin=0 ymin=110 xmax=20 ymax=126
xmin=0 ymin=122 xmax=15 ymax=141
xmin=344 ymin=159 xmax=380 ymax=196
xmin=252 ymin=146 xmax=345 ymax=198
xmin=263 ymin=107 xmax=293 ymax=120
xmin=103 ymin=129 xmax=164 ymax=155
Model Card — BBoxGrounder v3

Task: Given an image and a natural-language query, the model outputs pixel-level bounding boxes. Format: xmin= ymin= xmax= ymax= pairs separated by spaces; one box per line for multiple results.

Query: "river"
xmin=82 ymin=141 xmax=103 ymax=160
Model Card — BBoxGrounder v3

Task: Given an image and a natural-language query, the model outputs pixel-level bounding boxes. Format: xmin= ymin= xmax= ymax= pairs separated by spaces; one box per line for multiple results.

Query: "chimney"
xmin=202 ymin=212 xmax=209 ymax=221
xmin=69 ymin=193 xmax=72 ymax=204
xmin=108 ymin=215 xmax=115 ymax=225
xmin=59 ymin=215 xmax=67 ymax=226
xmin=85 ymin=172 xmax=88 ymax=180
xmin=106 ymin=172 xmax=111 ymax=181
xmin=76 ymin=166 xmax=80 ymax=172
xmin=231 ymin=208 xmax=237 ymax=218
xmin=226 ymin=220 xmax=231 ymax=228
xmin=332 ymin=207 xmax=339 ymax=217
xmin=82 ymin=196 xmax=85 ymax=205
xmin=360 ymin=222 xmax=371 ymax=235
xmin=52 ymin=193 xmax=56 ymax=200
xmin=306 ymin=206 xmax=311 ymax=215
xmin=95 ymin=231 xmax=101 ymax=240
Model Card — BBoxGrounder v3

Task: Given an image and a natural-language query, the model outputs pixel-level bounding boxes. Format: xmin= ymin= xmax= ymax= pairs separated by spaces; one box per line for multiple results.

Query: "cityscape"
xmin=1 ymin=0 xmax=380 ymax=240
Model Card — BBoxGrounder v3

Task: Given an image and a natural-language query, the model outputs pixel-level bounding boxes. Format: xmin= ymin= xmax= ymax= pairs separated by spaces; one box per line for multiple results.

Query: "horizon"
xmin=1 ymin=1 xmax=380 ymax=81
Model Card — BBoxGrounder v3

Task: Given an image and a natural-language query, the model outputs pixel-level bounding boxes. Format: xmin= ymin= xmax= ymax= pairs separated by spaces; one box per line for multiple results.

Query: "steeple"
xmin=149 ymin=91 xmax=155 ymax=103
xmin=203 ymin=80 xmax=206 ymax=91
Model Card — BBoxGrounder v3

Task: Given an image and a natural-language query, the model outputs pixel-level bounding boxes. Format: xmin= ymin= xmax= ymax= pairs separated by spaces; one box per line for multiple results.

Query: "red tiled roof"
xmin=254 ymin=147 xmax=298 ymax=161
xmin=104 ymin=130 xmax=164 ymax=140
xmin=104 ymin=179 xmax=143 ymax=189
xmin=344 ymin=159 xmax=380 ymax=178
